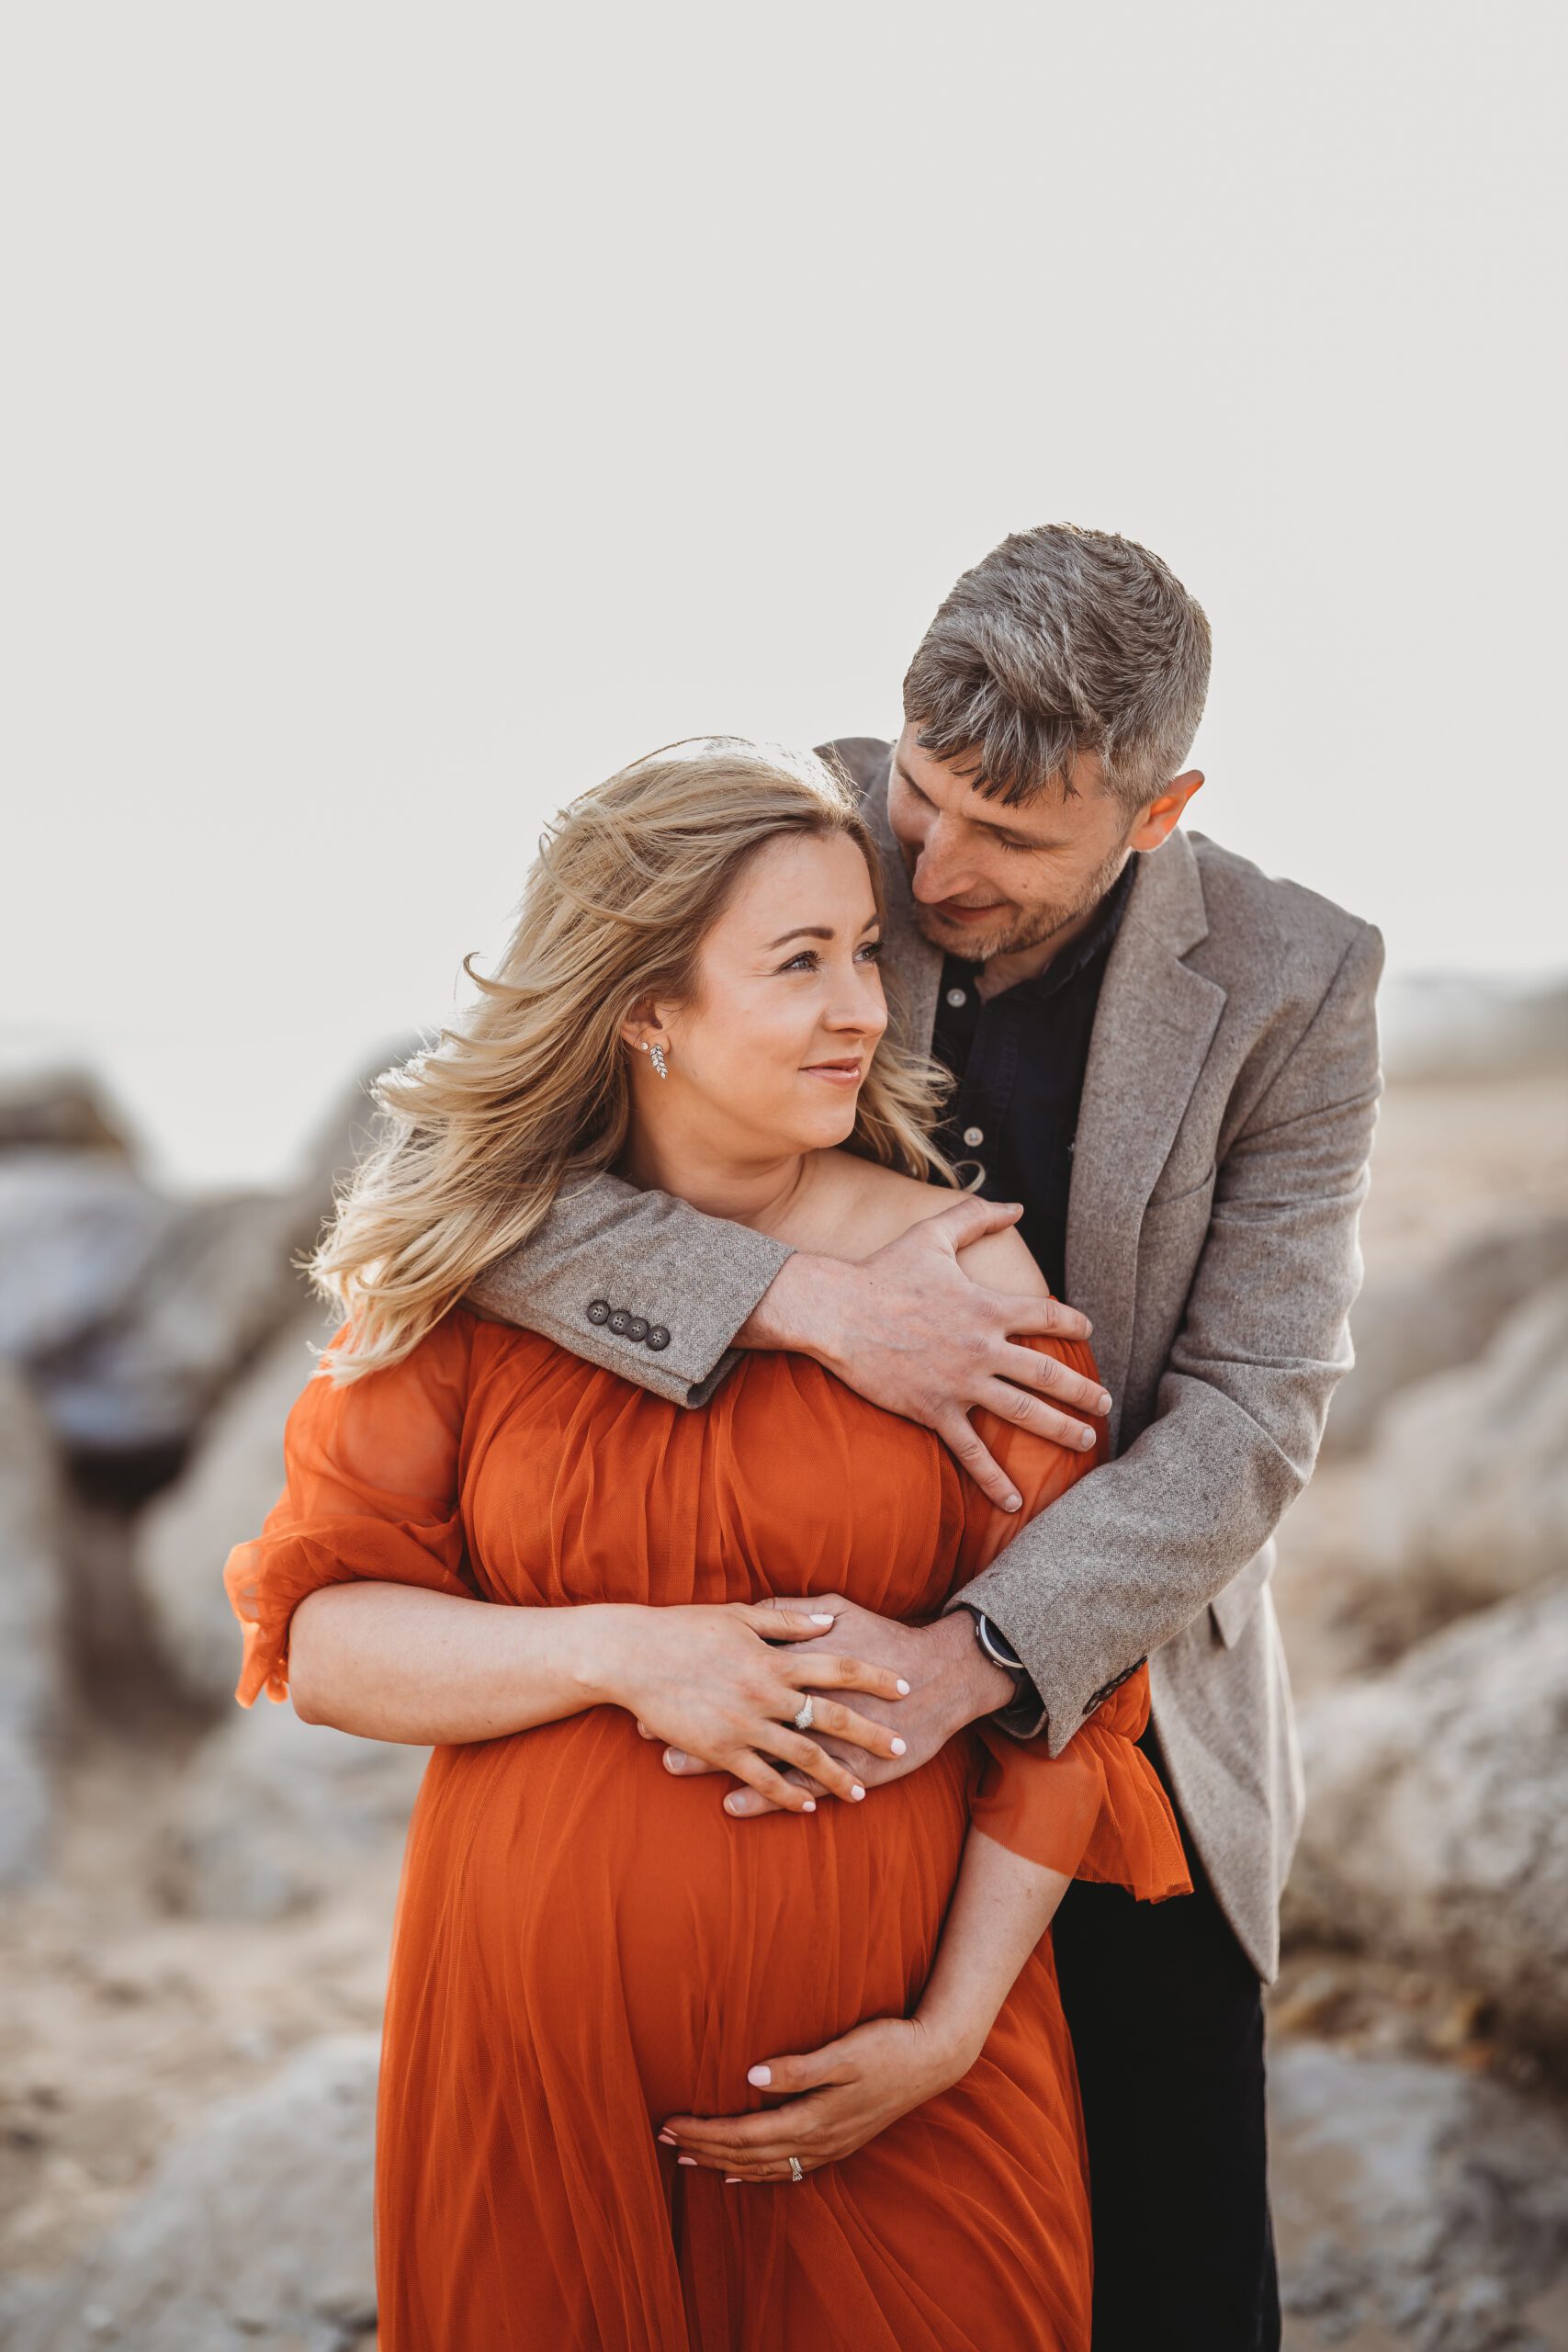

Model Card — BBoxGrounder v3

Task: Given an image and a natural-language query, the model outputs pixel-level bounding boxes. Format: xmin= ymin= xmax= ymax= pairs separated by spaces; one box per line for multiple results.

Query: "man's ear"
xmin=1128 ymin=769 xmax=1203 ymax=854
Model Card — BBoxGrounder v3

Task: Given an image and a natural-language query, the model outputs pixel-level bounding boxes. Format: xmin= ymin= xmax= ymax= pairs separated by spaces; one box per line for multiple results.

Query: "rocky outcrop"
xmin=1271 ymin=2040 xmax=1568 ymax=2351
xmin=0 ymin=1361 xmax=66 ymax=1883
xmin=135 ymin=1304 xmax=342 ymax=1712
xmin=1285 ymin=1584 xmax=1568 ymax=2057
xmin=158 ymin=1697 xmax=428 ymax=1921
xmin=1348 ymin=1282 xmax=1568 ymax=1647
xmin=1327 ymin=1210 xmax=1568 ymax=1456
xmin=0 ymin=2033 xmax=378 ymax=2352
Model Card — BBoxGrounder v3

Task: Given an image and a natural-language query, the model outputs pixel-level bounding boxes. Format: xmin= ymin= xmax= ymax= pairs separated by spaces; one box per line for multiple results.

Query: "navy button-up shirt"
xmin=930 ymin=853 xmax=1140 ymax=1300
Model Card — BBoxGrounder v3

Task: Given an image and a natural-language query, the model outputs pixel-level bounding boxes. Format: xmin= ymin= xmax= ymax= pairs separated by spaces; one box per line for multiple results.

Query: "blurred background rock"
xmin=0 ymin=976 xmax=1563 ymax=2352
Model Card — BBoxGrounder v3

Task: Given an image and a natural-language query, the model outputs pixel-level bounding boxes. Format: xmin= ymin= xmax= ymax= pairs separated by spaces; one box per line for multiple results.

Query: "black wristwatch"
xmin=961 ymin=1607 xmax=1049 ymax=1740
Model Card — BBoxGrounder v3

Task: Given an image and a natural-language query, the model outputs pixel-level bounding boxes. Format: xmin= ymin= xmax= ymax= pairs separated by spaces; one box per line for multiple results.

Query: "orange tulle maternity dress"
xmin=224 ymin=1306 xmax=1189 ymax=2352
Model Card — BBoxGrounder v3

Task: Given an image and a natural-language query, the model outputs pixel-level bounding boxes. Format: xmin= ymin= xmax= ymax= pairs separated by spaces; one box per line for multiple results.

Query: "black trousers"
xmin=1050 ymin=1728 xmax=1281 ymax=2352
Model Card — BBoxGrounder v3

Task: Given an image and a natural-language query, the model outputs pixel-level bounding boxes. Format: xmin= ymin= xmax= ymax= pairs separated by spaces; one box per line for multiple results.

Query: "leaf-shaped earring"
xmin=649 ymin=1042 xmax=670 ymax=1080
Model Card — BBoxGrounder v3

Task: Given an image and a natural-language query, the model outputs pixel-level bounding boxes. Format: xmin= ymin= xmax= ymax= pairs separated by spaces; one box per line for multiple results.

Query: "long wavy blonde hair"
xmin=302 ymin=736 xmax=960 ymax=1382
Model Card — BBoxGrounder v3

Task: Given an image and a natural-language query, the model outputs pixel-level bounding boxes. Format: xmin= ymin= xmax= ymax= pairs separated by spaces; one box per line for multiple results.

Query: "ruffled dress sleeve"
xmin=222 ymin=1307 xmax=479 ymax=1709
xmin=956 ymin=1331 xmax=1191 ymax=1905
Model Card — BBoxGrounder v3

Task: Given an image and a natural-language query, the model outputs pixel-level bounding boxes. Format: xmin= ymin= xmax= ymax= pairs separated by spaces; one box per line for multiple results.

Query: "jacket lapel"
xmin=862 ymin=756 xmax=942 ymax=1052
xmin=1066 ymin=828 xmax=1225 ymax=1449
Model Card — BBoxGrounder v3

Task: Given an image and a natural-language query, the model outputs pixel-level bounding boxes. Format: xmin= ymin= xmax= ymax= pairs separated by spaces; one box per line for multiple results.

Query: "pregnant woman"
xmin=223 ymin=737 xmax=1189 ymax=2351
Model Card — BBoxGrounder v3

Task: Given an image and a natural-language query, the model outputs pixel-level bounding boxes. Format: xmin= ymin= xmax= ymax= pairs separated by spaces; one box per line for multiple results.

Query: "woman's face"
xmin=649 ymin=830 xmax=890 ymax=1160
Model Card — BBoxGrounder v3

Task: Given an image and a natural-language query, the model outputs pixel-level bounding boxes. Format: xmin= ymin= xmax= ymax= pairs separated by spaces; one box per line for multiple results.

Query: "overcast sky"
xmin=4 ymin=3 xmax=1562 ymax=1191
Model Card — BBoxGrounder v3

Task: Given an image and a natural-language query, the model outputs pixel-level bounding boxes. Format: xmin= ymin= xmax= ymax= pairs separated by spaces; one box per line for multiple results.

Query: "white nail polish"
xmin=801 ymin=1799 xmax=816 ymax=1812
xmin=748 ymin=2064 xmax=772 ymax=2086
xmin=891 ymin=1738 xmax=907 ymax=1755
xmin=896 ymin=1678 xmax=911 ymax=1694
xmin=851 ymin=1784 xmax=865 ymax=1800
xmin=810 ymin=1612 xmax=835 ymax=1624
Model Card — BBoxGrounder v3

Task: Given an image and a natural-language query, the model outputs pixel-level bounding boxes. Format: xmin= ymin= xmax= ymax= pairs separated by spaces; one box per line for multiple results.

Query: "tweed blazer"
xmin=464 ymin=739 xmax=1385 ymax=1979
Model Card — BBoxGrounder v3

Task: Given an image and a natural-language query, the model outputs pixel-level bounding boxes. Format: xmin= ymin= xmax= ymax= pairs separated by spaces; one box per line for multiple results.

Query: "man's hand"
xmin=739 ymin=1197 xmax=1109 ymax=1510
xmin=640 ymin=1598 xmax=1015 ymax=1818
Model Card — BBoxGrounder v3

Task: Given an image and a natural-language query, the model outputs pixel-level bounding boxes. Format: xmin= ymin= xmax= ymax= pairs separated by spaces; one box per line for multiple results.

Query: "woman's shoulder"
xmin=808 ymin=1153 xmax=1051 ymax=1295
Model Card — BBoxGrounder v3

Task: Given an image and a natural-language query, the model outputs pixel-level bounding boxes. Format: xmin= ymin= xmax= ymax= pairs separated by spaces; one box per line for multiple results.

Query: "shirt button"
xmin=646 ymin=1325 xmax=671 ymax=1351
xmin=587 ymin=1300 xmax=612 ymax=1326
xmin=945 ymin=987 xmax=967 ymax=1008
xmin=963 ymin=1125 xmax=985 ymax=1148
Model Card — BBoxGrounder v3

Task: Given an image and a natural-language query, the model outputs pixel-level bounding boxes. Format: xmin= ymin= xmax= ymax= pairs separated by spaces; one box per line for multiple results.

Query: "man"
xmin=464 ymin=524 xmax=1384 ymax=2349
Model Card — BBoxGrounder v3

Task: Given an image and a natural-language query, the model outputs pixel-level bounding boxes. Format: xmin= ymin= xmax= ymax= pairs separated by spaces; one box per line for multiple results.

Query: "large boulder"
xmin=1270 ymin=2040 xmax=1568 ymax=2350
xmin=1285 ymin=1585 xmax=1568 ymax=2057
xmin=0 ymin=1361 xmax=66 ymax=1883
xmin=134 ymin=1304 xmax=342 ymax=1712
xmin=158 ymin=1696 xmax=428 ymax=1921
xmin=0 ymin=1067 xmax=135 ymax=1157
xmin=1327 ymin=1210 xmax=1568 ymax=1456
xmin=1346 ymin=1282 xmax=1568 ymax=1651
xmin=0 ymin=2033 xmax=378 ymax=2352
xmin=0 ymin=1043 xmax=412 ymax=1474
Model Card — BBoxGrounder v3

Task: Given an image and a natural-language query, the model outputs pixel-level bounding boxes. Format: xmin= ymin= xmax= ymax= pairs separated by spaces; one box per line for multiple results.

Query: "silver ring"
xmin=788 ymin=2155 xmax=804 ymax=2182
xmin=792 ymin=1693 xmax=815 ymax=1732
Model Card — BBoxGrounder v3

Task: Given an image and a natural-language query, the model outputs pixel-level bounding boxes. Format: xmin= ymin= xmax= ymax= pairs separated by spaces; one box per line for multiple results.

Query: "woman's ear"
xmin=618 ymin=995 xmax=659 ymax=1054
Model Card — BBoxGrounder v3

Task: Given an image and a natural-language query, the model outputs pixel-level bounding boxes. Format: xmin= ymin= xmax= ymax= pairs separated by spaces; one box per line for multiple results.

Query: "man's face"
xmin=887 ymin=724 xmax=1141 ymax=967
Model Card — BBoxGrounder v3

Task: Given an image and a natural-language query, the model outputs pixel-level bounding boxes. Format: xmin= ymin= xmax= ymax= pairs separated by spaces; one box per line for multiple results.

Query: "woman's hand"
xmin=657 ymin=2014 xmax=976 ymax=2181
xmin=596 ymin=1598 xmax=911 ymax=1815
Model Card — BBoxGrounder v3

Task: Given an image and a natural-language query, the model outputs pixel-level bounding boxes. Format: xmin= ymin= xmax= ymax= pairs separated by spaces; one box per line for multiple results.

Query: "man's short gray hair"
xmin=902 ymin=524 xmax=1212 ymax=814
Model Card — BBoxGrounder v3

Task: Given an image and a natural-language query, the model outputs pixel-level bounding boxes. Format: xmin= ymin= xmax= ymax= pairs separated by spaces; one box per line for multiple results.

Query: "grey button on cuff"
xmin=586 ymin=1300 xmax=673 ymax=1352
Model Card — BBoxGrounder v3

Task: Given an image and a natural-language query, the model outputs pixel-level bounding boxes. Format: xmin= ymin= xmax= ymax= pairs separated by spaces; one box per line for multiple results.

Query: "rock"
xmin=158 ymin=1696 xmax=428 ymax=1920
xmin=31 ymin=1189 xmax=324 ymax=1466
xmin=1285 ymin=1585 xmax=1568 ymax=2057
xmin=1351 ymin=1283 xmax=1568 ymax=1646
xmin=0 ymin=1362 xmax=66 ymax=1883
xmin=8 ymin=1040 xmax=415 ymax=1473
xmin=1 ymin=2032 xmax=378 ymax=2352
xmin=0 ymin=1153 xmax=176 ymax=1363
xmin=1270 ymin=2040 xmax=1568 ymax=2350
xmin=1326 ymin=1209 xmax=1568 ymax=1455
xmin=0 ymin=1067 xmax=136 ymax=1157
xmin=134 ymin=1304 xmax=343 ymax=1711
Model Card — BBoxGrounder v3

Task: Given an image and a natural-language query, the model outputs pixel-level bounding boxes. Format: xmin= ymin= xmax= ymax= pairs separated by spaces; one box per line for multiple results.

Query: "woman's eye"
xmin=856 ymin=939 xmax=885 ymax=962
xmin=781 ymin=950 xmax=818 ymax=973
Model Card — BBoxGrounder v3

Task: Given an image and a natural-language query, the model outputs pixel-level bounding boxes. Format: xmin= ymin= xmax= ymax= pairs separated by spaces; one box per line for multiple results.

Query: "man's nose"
xmin=911 ymin=825 xmax=977 ymax=902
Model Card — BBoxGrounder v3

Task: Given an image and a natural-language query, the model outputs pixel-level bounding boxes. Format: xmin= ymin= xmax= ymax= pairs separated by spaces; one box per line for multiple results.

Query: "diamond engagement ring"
xmin=788 ymin=2156 xmax=804 ymax=2182
xmin=793 ymin=1694 xmax=816 ymax=1732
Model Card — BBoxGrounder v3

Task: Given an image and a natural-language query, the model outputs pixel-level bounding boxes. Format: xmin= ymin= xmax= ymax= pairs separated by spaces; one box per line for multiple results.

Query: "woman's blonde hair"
xmin=303 ymin=736 xmax=959 ymax=1381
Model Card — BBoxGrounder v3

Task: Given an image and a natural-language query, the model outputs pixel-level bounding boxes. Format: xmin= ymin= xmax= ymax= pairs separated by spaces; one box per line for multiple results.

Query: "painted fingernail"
xmin=658 ymin=2130 xmax=677 ymax=2144
xmin=748 ymin=2064 xmax=772 ymax=2086
xmin=801 ymin=1799 xmax=816 ymax=1812
xmin=725 ymin=2175 xmax=743 ymax=2184
xmin=851 ymin=1783 xmax=865 ymax=1800
xmin=809 ymin=1612 xmax=835 ymax=1623
xmin=890 ymin=1737 xmax=907 ymax=1755
xmin=896 ymin=1678 xmax=911 ymax=1694
xmin=678 ymin=2155 xmax=697 ymax=2166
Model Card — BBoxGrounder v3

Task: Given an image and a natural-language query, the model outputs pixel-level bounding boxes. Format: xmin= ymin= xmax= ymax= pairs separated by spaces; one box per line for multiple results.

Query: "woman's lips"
xmin=803 ymin=1060 xmax=864 ymax=1085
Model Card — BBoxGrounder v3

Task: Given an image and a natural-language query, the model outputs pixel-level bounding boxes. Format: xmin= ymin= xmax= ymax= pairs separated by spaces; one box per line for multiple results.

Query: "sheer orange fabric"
xmin=224 ymin=1307 xmax=1189 ymax=2352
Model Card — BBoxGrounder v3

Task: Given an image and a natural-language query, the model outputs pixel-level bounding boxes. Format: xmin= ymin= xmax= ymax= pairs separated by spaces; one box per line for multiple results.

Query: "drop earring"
xmin=649 ymin=1041 xmax=670 ymax=1080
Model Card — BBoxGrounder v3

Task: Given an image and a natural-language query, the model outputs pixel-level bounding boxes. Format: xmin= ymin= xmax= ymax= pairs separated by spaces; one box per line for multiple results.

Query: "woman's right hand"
xmin=599 ymin=1600 xmax=910 ymax=1815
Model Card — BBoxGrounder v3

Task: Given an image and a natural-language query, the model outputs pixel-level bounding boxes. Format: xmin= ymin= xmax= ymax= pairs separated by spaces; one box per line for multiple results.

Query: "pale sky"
xmin=4 ymin=3 xmax=1563 ymax=1191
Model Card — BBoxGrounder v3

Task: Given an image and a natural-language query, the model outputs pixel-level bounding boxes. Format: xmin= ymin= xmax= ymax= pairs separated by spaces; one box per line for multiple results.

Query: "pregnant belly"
xmin=393 ymin=1707 xmax=976 ymax=2121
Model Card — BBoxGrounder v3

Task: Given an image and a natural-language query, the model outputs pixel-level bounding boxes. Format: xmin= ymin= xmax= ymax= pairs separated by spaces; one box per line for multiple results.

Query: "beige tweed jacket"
xmin=465 ymin=739 xmax=1385 ymax=1980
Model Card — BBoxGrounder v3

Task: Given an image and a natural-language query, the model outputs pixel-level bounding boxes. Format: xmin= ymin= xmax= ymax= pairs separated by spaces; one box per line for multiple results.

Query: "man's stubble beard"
xmin=910 ymin=834 xmax=1134 ymax=967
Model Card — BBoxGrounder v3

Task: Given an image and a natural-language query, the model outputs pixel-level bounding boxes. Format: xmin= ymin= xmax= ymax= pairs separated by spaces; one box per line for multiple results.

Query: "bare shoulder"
xmin=806 ymin=1152 xmax=1050 ymax=1294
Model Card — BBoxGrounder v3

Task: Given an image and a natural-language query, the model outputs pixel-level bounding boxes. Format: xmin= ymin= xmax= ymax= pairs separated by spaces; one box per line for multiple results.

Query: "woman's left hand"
xmin=657 ymin=2014 xmax=974 ymax=2181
